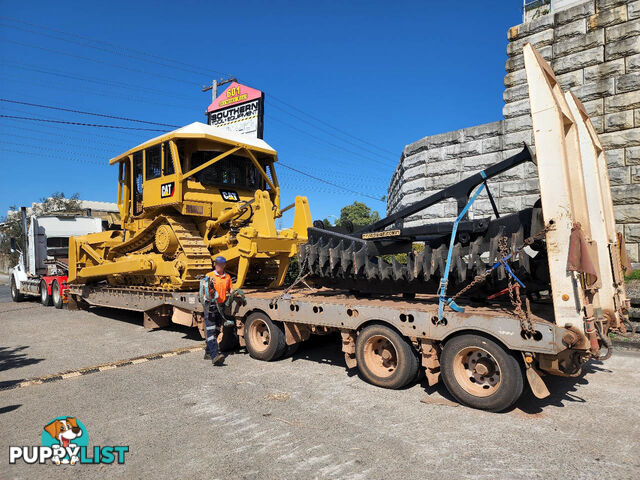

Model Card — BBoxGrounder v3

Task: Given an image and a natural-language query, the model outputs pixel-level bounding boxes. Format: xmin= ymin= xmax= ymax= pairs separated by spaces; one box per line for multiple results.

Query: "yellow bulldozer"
xmin=68 ymin=122 xmax=312 ymax=290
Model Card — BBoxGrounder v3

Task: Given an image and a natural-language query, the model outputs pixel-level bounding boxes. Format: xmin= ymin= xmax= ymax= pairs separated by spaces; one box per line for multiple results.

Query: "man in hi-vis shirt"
xmin=204 ymin=256 xmax=233 ymax=366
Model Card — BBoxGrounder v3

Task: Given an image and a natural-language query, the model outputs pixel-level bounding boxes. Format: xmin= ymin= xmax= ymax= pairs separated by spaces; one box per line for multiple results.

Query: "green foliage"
xmin=380 ymin=242 xmax=424 ymax=265
xmin=625 ymin=269 xmax=640 ymax=281
xmin=0 ymin=192 xmax=81 ymax=264
xmin=283 ymin=255 xmax=300 ymax=286
xmin=336 ymin=202 xmax=380 ymax=227
xmin=321 ymin=218 xmax=332 ymax=228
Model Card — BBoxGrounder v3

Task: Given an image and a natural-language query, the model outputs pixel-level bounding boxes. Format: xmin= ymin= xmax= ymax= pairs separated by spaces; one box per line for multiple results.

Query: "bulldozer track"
xmin=107 ymin=215 xmax=212 ymax=290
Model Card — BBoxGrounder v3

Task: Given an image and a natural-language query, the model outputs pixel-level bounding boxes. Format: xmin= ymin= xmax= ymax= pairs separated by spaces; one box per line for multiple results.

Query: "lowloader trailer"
xmin=63 ymin=44 xmax=631 ymax=412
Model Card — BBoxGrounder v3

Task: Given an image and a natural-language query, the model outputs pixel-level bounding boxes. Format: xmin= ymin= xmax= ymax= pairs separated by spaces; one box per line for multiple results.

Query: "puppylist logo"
xmin=9 ymin=416 xmax=129 ymax=465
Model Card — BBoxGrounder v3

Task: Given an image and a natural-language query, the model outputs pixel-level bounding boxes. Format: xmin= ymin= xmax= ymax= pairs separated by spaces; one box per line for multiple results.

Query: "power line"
xmin=268 ymin=96 xmax=398 ymax=157
xmin=0 ymin=113 xmax=144 ymax=142
xmin=0 ymin=115 xmax=167 ymax=131
xmin=266 ymin=114 xmax=395 ymax=169
xmin=1 ymin=38 xmax=201 ymax=87
xmin=1 ymin=140 xmax=106 ymax=158
xmin=4 ymin=61 xmax=195 ymax=102
xmin=0 ymin=147 xmax=107 ymax=167
xmin=0 ymin=96 xmax=387 ymax=201
xmin=278 ymin=162 xmax=384 ymax=203
xmin=0 ymin=98 xmax=180 ymax=128
xmin=0 ymin=73 xmax=196 ymax=112
xmin=0 ymin=20 xmax=227 ymax=79
xmin=267 ymin=101 xmax=396 ymax=163
xmin=1 ymin=16 xmax=398 ymax=162
xmin=0 ymin=16 xmax=234 ymax=78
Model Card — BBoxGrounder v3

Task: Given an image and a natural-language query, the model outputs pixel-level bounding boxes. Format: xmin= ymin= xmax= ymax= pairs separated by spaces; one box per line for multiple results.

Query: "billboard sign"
xmin=206 ymin=82 xmax=264 ymax=138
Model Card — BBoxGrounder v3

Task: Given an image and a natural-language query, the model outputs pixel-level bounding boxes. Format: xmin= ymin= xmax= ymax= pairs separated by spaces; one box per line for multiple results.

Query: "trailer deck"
xmin=235 ymin=288 xmax=562 ymax=355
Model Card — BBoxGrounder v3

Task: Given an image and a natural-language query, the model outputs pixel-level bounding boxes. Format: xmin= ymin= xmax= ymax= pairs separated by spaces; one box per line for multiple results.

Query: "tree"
xmin=336 ymin=202 xmax=380 ymax=227
xmin=0 ymin=192 xmax=82 ymax=265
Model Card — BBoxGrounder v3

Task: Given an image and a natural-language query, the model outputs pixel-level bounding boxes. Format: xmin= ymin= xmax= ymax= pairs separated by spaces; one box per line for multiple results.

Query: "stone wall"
xmin=387 ymin=0 xmax=640 ymax=267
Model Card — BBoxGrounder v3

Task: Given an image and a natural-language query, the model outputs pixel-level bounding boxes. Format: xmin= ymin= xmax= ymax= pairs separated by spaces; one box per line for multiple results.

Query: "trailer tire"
xmin=10 ymin=275 xmax=24 ymax=302
xmin=244 ymin=312 xmax=286 ymax=361
xmin=441 ymin=334 xmax=523 ymax=412
xmin=52 ymin=280 xmax=64 ymax=309
xmin=355 ymin=324 xmax=419 ymax=389
xmin=40 ymin=280 xmax=52 ymax=307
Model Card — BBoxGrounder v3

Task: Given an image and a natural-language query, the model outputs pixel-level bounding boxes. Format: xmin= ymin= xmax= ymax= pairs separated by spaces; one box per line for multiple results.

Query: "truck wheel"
xmin=52 ymin=280 xmax=64 ymax=309
xmin=355 ymin=324 xmax=419 ymax=389
xmin=10 ymin=275 xmax=24 ymax=302
xmin=441 ymin=334 xmax=524 ymax=412
xmin=40 ymin=280 xmax=52 ymax=306
xmin=244 ymin=312 xmax=286 ymax=361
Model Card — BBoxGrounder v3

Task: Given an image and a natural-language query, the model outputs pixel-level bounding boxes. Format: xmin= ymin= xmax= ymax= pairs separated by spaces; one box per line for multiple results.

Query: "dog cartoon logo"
xmin=42 ymin=417 xmax=88 ymax=465
xmin=9 ymin=416 xmax=129 ymax=465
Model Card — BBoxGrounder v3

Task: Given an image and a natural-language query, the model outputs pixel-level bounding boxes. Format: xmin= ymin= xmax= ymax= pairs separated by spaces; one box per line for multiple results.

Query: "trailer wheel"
xmin=244 ymin=312 xmax=286 ymax=361
xmin=52 ymin=280 xmax=64 ymax=309
xmin=40 ymin=280 xmax=52 ymax=307
xmin=441 ymin=334 xmax=523 ymax=412
xmin=355 ymin=324 xmax=419 ymax=389
xmin=10 ymin=275 xmax=24 ymax=302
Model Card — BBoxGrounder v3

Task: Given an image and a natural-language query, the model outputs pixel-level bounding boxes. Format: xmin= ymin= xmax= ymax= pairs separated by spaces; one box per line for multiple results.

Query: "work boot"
xmin=212 ymin=354 xmax=226 ymax=366
xmin=204 ymin=351 xmax=211 ymax=360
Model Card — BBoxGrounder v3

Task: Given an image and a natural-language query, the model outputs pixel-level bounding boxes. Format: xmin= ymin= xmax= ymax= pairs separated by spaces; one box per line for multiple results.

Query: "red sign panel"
xmin=207 ymin=82 xmax=263 ymax=113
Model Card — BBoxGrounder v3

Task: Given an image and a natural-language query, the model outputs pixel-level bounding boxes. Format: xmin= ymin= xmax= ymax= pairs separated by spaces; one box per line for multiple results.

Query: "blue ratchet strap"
xmin=499 ymin=259 xmax=525 ymax=288
xmin=484 ymin=251 xmax=526 ymax=289
xmin=438 ymin=171 xmax=488 ymax=321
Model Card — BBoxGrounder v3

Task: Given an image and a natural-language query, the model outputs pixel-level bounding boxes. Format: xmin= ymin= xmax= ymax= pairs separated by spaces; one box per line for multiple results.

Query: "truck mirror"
xmin=10 ymin=237 xmax=16 ymax=252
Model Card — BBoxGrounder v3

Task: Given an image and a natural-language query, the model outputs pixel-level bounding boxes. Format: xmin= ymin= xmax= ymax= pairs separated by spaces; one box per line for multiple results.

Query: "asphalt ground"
xmin=0 ymin=284 xmax=639 ymax=479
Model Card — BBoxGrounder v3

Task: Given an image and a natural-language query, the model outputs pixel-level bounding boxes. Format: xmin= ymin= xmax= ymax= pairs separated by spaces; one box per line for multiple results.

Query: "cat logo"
xmin=220 ymin=190 xmax=239 ymax=202
xmin=160 ymin=182 xmax=175 ymax=198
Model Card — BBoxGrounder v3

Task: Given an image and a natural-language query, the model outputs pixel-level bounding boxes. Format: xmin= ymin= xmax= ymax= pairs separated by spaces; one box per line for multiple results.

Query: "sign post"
xmin=206 ymin=82 xmax=264 ymax=139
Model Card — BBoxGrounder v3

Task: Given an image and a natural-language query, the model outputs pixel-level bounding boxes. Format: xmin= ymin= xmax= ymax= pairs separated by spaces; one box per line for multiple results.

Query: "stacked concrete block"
xmin=388 ymin=0 xmax=640 ymax=267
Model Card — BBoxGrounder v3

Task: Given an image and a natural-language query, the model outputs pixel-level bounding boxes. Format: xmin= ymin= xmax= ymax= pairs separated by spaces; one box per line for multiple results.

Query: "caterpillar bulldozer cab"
xmin=68 ymin=122 xmax=312 ymax=290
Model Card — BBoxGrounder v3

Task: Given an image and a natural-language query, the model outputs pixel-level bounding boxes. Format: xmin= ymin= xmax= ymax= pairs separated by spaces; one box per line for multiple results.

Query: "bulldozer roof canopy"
xmin=109 ymin=122 xmax=277 ymax=165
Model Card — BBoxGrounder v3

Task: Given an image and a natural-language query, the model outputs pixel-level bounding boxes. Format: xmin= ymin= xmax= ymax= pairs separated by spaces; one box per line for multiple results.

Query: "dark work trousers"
xmin=203 ymin=301 xmax=223 ymax=358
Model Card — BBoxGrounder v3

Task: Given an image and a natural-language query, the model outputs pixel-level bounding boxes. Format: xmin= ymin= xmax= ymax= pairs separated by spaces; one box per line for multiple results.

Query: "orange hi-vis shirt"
xmin=207 ymin=271 xmax=232 ymax=303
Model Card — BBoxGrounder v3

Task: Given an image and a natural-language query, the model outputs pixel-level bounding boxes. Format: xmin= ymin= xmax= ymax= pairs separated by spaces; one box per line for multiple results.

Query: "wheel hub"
xmin=473 ymin=358 xmax=494 ymax=377
xmin=452 ymin=347 xmax=502 ymax=397
xmin=249 ymin=320 xmax=270 ymax=353
xmin=363 ymin=335 xmax=398 ymax=378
